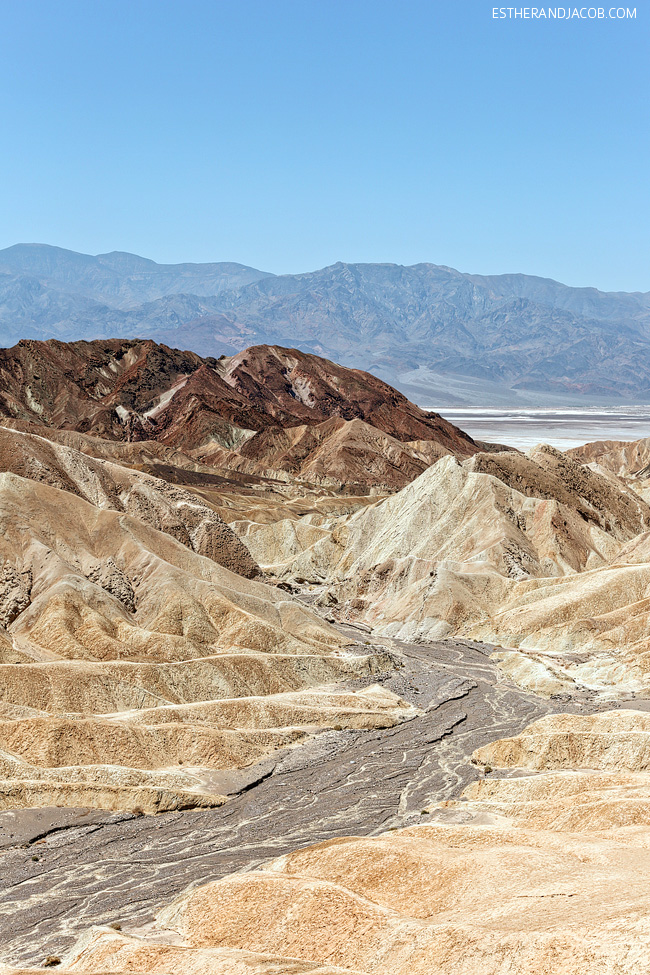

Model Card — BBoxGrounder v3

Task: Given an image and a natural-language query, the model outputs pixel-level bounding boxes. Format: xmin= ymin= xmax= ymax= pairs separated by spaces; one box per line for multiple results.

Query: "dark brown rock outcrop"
xmin=0 ymin=338 xmax=478 ymax=489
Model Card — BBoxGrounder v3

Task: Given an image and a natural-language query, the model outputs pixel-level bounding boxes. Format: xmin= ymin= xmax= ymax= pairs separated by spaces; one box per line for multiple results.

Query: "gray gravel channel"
xmin=0 ymin=624 xmax=606 ymax=966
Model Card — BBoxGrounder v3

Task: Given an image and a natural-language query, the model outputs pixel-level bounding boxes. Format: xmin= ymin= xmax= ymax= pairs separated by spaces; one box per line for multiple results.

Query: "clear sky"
xmin=1 ymin=0 xmax=648 ymax=290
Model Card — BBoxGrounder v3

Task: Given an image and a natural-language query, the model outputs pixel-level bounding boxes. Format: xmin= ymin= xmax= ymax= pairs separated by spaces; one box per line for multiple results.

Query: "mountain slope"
xmin=2 ymin=246 xmax=650 ymax=403
xmin=0 ymin=338 xmax=478 ymax=489
xmin=0 ymin=468 xmax=405 ymax=813
xmin=210 ymin=262 xmax=650 ymax=400
xmin=0 ymin=244 xmax=271 ymax=307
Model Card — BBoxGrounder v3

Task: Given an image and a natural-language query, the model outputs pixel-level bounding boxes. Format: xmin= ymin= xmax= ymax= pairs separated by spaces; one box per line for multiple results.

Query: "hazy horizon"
xmin=3 ymin=240 xmax=650 ymax=296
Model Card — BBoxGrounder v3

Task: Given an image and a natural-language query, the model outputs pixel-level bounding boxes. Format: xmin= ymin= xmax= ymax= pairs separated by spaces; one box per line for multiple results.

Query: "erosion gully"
xmin=0 ymin=614 xmax=619 ymax=966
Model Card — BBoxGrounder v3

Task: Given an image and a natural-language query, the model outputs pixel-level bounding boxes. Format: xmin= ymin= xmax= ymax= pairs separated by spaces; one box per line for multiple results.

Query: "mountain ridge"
xmin=0 ymin=337 xmax=478 ymax=490
xmin=2 ymin=244 xmax=650 ymax=405
xmin=0 ymin=243 xmax=272 ymax=309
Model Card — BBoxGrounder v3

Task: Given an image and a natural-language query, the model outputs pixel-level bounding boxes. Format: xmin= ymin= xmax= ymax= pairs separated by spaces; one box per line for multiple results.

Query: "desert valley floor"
xmin=433 ymin=406 xmax=650 ymax=452
xmin=0 ymin=622 xmax=601 ymax=965
xmin=1 ymin=339 xmax=650 ymax=973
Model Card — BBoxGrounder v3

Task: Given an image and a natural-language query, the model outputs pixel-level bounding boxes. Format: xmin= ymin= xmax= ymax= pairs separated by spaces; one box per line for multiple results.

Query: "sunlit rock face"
xmin=258 ymin=443 xmax=650 ymax=698
xmin=0 ymin=462 xmax=411 ymax=814
xmin=5 ymin=709 xmax=650 ymax=975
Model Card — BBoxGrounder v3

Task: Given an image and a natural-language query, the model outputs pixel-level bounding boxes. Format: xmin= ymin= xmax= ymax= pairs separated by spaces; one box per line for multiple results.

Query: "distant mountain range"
xmin=1 ymin=243 xmax=649 ymax=406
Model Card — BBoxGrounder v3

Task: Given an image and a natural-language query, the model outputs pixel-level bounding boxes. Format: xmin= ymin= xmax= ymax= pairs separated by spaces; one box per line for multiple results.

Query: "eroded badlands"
xmin=1 ymin=338 xmax=650 ymax=972
xmin=0 ymin=432 xmax=410 ymax=814
xmin=5 ymin=706 xmax=650 ymax=974
xmin=254 ymin=442 xmax=650 ymax=698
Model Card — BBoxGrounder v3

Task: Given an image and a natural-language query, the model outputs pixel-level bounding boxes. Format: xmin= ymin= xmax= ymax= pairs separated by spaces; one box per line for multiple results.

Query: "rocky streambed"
xmin=0 ymin=627 xmax=615 ymax=967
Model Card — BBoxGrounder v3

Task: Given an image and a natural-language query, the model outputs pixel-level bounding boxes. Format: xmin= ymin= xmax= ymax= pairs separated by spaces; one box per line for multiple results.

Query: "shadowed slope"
xmin=0 ymin=338 xmax=478 ymax=490
xmin=0 ymin=471 xmax=406 ymax=812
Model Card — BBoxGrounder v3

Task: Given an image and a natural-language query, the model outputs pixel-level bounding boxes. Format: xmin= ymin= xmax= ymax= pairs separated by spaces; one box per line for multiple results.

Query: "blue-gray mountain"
xmin=1 ymin=243 xmax=649 ymax=405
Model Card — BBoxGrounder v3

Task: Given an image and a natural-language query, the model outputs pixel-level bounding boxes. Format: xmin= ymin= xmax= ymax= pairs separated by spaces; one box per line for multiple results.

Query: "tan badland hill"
xmin=0 ymin=431 xmax=413 ymax=813
xmin=0 ymin=425 xmax=260 ymax=577
xmin=568 ymin=435 xmax=650 ymax=506
xmin=5 ymin=709 xmax=650 ymax=974
xmin=252 ymin=443 xmax=650 ymax=697
xmin=192 ymin=415 xmax=452 ymax=492
xmin=569 ymin=435 xmax=650 ymax=478
xmin=5 ymin=339 xmax=650 ymax=972
xmin=2 ymin=338 xmax=484 ymax=816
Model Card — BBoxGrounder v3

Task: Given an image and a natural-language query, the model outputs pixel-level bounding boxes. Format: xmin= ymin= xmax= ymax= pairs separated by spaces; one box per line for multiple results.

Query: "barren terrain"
xmin=2 ymin=340 xmax=650 ymax=972
xmin=0 ymin=624 xmax=595 ymax=968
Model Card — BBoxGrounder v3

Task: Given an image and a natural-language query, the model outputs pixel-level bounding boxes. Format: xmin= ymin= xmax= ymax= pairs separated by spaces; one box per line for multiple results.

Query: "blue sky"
xmin=1 ymin=1 xmax=647 ymax=290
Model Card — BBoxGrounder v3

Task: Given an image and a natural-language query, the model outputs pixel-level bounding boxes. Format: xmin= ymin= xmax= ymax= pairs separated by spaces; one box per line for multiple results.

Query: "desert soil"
xmin=0 ymin=619 xmax=632 ymax=967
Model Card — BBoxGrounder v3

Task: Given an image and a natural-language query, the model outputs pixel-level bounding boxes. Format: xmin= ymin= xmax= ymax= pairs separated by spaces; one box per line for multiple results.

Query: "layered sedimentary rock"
xmin=0 ymin=425 xmax=260 ymax=577
xmin=0 ymin=467 xmax=408 ymax=812
xmin=0 ymin=338 xmax=478 ymax=490
xmin=193 ymin=416 xmax=450 ymax=491
xmin=257 ymin=443 xmax=650 ymax=696
xmin=568 ymin=436 xmax=650 ymax=507
xmin=7 ymin=709 xmax=650 ymax=974
xmin=569 ymin=435 xmax=650 ymax=478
